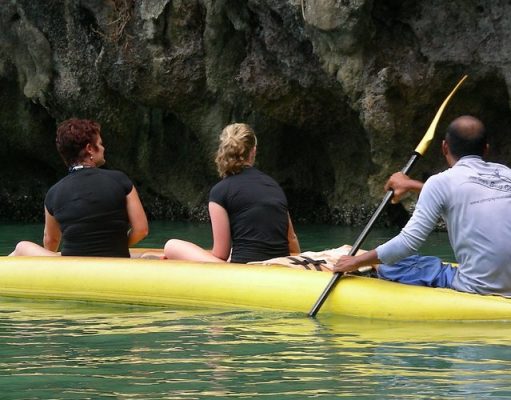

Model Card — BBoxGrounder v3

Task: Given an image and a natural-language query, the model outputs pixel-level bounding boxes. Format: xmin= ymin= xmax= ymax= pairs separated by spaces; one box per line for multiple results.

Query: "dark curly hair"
xmin=56 ymin=118 xmax=101 ymax=166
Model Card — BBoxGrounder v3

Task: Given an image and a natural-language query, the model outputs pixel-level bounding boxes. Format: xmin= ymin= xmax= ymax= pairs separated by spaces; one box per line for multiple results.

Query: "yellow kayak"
xmin=1 ymin=255 xmax=511 ymax=321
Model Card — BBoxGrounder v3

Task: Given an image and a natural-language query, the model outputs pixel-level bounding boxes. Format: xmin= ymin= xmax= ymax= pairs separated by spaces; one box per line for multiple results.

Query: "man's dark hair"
xmin=445 ymin=115 xmax=487 ymax=158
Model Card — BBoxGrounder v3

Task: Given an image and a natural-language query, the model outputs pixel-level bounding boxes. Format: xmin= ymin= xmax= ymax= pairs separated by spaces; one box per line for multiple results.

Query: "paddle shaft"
xmin=308 ymin=152 xmax=420 ymax=317
xmin=307 ymin=75 xmax=467 ymax=317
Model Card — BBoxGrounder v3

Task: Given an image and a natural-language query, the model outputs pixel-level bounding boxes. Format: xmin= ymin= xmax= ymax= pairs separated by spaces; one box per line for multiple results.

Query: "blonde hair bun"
xmin=215 ymin=123 xmax=257 ymax=177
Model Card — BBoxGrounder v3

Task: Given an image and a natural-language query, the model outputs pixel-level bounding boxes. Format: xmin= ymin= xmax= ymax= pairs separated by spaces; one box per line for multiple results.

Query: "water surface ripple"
xmin=1 ymin=301 xmax=511 ymax=399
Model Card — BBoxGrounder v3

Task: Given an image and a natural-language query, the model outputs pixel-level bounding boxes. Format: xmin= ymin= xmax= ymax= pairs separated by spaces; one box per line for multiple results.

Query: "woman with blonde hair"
xmin=164 ymin=123 xmax=300 ymax=263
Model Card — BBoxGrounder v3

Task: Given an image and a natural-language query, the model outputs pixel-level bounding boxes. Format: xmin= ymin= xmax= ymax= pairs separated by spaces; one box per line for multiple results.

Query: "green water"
xmin=0 ymin=221 xmax=455 ymax=259
xmin=2 ymin=222 xmax=511 ymax=399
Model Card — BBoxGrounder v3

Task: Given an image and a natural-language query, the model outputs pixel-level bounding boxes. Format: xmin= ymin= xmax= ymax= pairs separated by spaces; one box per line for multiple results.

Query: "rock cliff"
xmin=1 ymin=0 xmax=511 ymax=224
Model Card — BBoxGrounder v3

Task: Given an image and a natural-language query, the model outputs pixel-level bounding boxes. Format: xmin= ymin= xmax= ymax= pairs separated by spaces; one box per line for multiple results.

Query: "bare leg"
xmin=164 ymin=239 xmax=226 ymax=262
xmin=129 ymin=248 xmax=165 ymax=259
xmin=131 ymin=250 xmax=165 ymax=259
xmin=9 ymin=241 xmax=59 ymax=257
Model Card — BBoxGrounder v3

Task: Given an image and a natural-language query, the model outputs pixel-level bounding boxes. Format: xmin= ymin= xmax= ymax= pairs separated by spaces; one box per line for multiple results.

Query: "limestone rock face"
xmin=1 ymin=0 xmax=511 ymax=224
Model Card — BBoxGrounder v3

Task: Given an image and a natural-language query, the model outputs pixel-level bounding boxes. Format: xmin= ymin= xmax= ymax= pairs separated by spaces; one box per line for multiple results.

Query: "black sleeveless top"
xmin=209 ymin=167 xmax=289 ymax=263
xmin=45 ymin=168 xmax=133 ymax=257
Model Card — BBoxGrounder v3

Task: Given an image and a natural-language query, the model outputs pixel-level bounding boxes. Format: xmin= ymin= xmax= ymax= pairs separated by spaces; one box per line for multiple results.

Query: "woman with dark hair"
xmin=164 ymin=123 xmax=300 ymax=263
xmin=10 ymin=118 xmax=148 ymax=257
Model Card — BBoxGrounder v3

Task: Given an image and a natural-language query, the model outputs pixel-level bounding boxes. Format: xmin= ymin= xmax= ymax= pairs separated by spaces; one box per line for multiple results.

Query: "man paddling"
xmin=334 ymin=115 xmax=511 ymax=297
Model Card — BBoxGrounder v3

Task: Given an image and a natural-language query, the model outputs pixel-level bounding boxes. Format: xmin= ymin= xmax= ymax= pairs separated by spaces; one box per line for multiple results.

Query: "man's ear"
xmin=441 ymin=140 xmax=449 ymax=156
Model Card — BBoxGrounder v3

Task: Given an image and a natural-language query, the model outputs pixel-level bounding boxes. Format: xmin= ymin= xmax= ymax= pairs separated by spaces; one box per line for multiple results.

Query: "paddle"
xmin=308 ymin=75 xmax=468 ymax=317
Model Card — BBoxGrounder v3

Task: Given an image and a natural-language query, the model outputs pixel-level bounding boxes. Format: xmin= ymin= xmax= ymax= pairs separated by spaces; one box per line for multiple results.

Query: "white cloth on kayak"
xmin=376 ymin=155 xmax=511 ymax=297
xmin=250 ymin=245 xmax=373 ymax=272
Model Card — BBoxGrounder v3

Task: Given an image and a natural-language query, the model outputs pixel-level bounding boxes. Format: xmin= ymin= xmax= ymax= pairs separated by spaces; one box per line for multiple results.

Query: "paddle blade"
xmin=414 ymin=75 xmax=468 ymax=156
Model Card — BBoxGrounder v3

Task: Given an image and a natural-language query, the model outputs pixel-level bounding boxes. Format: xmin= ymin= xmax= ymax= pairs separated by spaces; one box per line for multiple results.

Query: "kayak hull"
xmin=1 ymin=256 xmax=511 ymax=321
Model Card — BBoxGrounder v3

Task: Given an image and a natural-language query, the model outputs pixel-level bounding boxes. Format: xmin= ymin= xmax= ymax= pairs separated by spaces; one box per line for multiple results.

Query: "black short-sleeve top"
xmin=209 ymin=167 xmax=289 ymax=263
xmin=45 ymin=168 xmax=133 ymax=257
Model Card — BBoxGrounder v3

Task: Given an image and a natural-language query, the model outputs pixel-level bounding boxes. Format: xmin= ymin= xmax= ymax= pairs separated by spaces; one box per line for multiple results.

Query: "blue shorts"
xmin=377 ymin=255 xmax=456 ymax=288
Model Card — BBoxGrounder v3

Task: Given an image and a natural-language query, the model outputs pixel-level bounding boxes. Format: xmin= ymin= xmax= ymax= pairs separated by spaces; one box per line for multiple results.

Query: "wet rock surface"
xmin=1 ymin=1 xmax=511 ymax=225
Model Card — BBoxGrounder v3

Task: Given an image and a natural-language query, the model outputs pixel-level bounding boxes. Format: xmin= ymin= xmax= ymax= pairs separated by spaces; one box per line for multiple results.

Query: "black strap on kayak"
xmin=288 ymin=256 xmax=326 ymax=271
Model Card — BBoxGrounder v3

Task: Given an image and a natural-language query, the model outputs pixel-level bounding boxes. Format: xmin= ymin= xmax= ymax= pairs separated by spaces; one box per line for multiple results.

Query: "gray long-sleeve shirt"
xmin=376 ymin=156 xmax=511 ymax=296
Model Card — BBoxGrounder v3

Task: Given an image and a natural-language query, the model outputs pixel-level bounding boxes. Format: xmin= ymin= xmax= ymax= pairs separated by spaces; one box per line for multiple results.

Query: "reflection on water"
xmin=1 ymin=298 xmax=511 ymax=399
xmin=0 ymin=222 xmax=476 ymax=398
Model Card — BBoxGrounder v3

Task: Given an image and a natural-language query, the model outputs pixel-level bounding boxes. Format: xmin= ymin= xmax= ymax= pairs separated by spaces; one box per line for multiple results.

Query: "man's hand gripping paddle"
xmin=308 ymin=75 xmax=468 ymax=317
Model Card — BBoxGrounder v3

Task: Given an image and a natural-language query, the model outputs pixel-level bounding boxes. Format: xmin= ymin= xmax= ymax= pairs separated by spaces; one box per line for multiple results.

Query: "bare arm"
xmin=385 ymin=172 xmax=424 ymax=204
xmin=43 ymin=207 xmax=61 ymax=251
xmin=287 ymin=213 xmax=300 ymax=254
xmin=126 ymin=186 xmax=149 ymax=246
xmin=333 ymin=249 xmax=380 ymax=274
xmin=209 ymin=201 xmax=231 ymax=261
